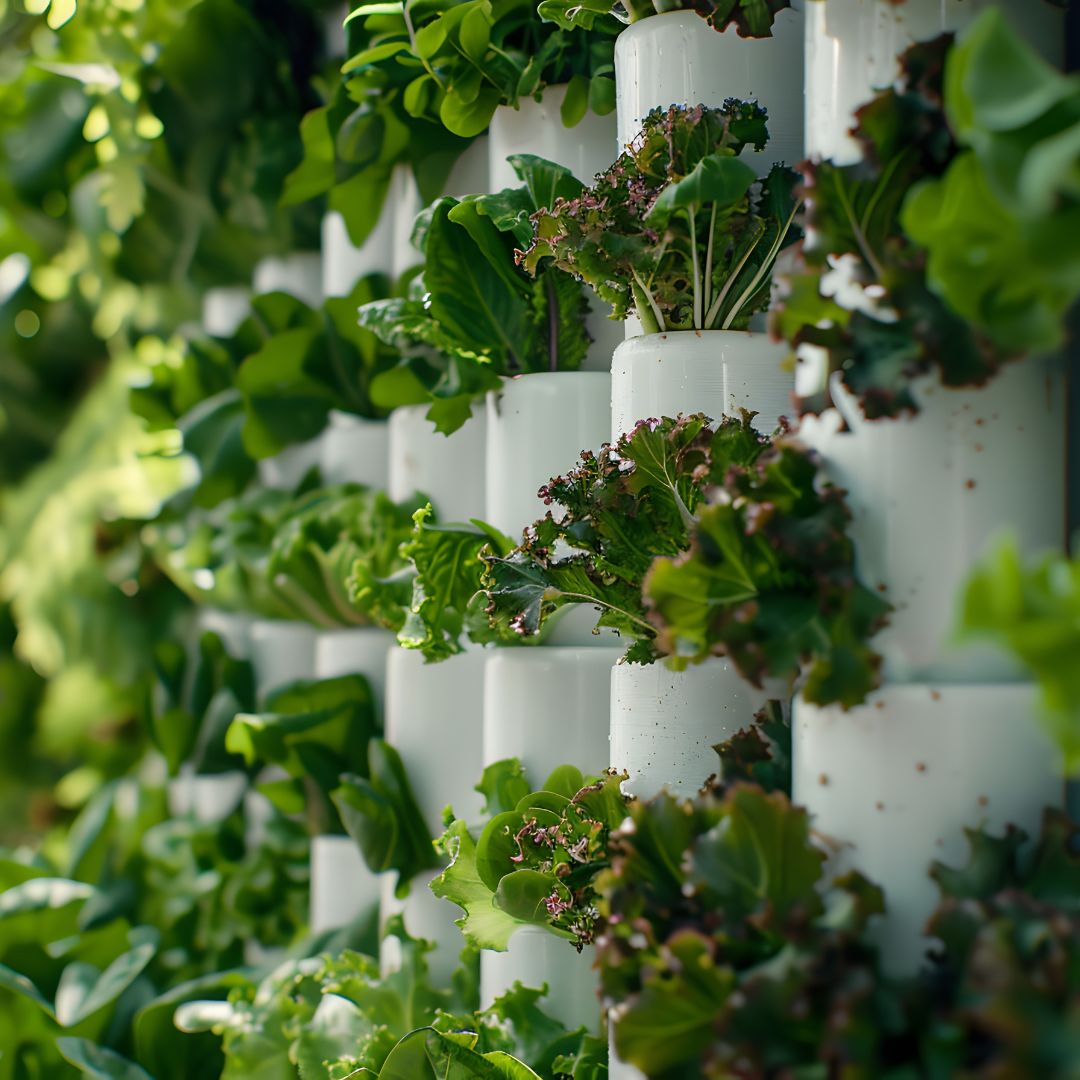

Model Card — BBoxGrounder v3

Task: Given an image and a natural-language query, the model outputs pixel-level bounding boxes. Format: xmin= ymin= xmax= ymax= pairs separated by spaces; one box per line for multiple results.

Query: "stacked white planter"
xmin=805 ymin=0 xmax=1064 ymax=164
xmin=252 ymin=252 xmax=323 ymax=308
xmin=486 ymin=371 xmax=611 ymax=544
xmin=793 ymin=361 xmax=1066 ymax=970
xmin=380 ymin=648 xmax=487 ymax=981
xmin=388 ymin=404 xmax=487 ymax=520
xmin=322 ymin=207 xmax=394 ymax=298
xmin=612 ymin=661 xmax=784 ymax=797
xmin=481 ymin=647 xmax=620 ymax=1032
xmin=248 ymin=619 xmax=319 ymax=699
xmin=615 ymin=8 xmax=804 ymax=170
xmin=611 ymin=330 xmax=793 ymax=440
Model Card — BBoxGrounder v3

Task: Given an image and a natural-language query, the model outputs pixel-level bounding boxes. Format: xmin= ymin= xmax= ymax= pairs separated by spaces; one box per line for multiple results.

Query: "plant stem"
xmin=704 ymin=225 xmax=763 ymax=329
xmin=631 ymin=267 xmax=666 ymax=333
xmin=720 ymin=199 xmax=802 ymax=331
xmin=688 ymin=206 xmax=702 ymax=330
xmin=703 ymin=202 xmax=717 ymax=321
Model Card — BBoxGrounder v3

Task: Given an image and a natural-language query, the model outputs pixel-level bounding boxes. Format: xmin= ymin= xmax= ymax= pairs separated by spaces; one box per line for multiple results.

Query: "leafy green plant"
xmin=176 ymin=915 xmax=602 ymax=1078
xmin=771 ymin=18 xmax=1080 ymax=420
xmin=149 ymin=628 xmax=255 ymax=777
xmin=283 ymin=6 xmax=474 ymax=249
xmin=226 ymin=674 xmax=437 ymax=891
xmin=359 ymin=155 xmax=593 ymax=433
xmin=266 ymin=484 xmax=424 ymax=630
xmin=539 ymin=0 xmax=790 ymax=36
xmin=481 ymin=412 xmax=886 ymax=706
xmin=521 ymin=102 xmax=801 ymax=333
xmin=149 ymin=482 xmax=422 ymax=628
xmin=345 ymin=0 xmax=617 ymax=140
xmin=392 ymin=506 xmax=516 ymax=661
xmin=596 ymin=782 xmax=892 ymax=1077
xmin=644 ymin=421 xmax=890 ymax=708
xmin=432 ymin=762 xmax=627 ymax=951
xmin=901 ymin=9 xmax=1080 ymax=355
xmin=958 ymin=538 xmax=1080 ymax=772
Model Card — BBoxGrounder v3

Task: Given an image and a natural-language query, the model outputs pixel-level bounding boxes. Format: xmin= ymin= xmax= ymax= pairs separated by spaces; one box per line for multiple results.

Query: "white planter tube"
xmin=796 ymin=360 xmax=1066 ymax=683
xmin=385 ymin=648 xmax=487 ymax=834
xmin=611 ymin=330 xmax=792 ymax=441
xmin=388 ymin=403 xmax=487 ymax=521
xmin=379 ymin=870 xmax=463 ymax=985
xmin=792 ymin=683 xmax=1063 ymax=974
xmin=167 ymin=766 xmax=248 ymax=823
xmin=322 ymin=204 xmax=396 ymax=298
xmin=584 ymin=299 xmax=625 ymax=374
xmin=611 ymin=658 xmax=781 ymax=797
xmin=806 ymin=0 xmax=1065 ymax=165
xmin=481 ymin=928 xmax=601 ymax=1033
xmin=484 ymin=648 xmax=621 ymax=784
xmin=256 ymin=434 xmax=324 ymax=491
xmin=252 ymin=252 xmax=323 ymax=308
xmin=310 ymin=834 xmax=382 ymax=934
xmin=615 ymin=8 xmax=804 ymax=167
xmin=442 ymin=136 xmax=491 ymax=199
xmin=313 ymin=627 xmax=395 ymax=714
xmin=319 ymin=410 xmax=389 ymax=488
xmin=195 ymin=607 xmax=253 ymax=660
xmin=248 ymin=619 xmax=319 ymax=698
xmin=489 ymin=85 xmax=617 ymax=192
xmin=486 ymin=372 xmax=611 ymax=542
xmin=201 ymin=286 xmax=251 ymax=338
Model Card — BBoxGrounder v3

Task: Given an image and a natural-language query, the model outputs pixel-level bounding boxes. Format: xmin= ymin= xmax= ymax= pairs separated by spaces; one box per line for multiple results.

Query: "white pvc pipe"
xmin=615 ymin=8 xmax=805 ymax=166
xmin=793 ymin=682 xmax=1062 ymax=973
xmin=797 ymin=359 xmax=1066 ymax=683
xmin=806 ymin=0 xmax=1065 ymax=165
xmin=610 ymin=330 xmax=793 ymax=440
xmin=610 ymin=658 xmax=782 ymax=797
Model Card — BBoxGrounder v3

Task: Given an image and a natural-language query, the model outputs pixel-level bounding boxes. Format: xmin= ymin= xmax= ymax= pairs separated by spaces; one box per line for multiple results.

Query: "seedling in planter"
xmin=521 ymin=101 xmax=802 ymax=333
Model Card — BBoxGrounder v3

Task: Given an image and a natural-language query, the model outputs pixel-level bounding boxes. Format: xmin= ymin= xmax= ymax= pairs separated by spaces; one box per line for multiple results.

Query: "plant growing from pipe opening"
xmin=520 ymin=101 xmax=802 ymax=334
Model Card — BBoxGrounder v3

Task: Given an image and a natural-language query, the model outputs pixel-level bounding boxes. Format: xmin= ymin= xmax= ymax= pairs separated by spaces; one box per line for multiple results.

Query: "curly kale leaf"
xmin=644 ymin=435 xmax=889 ymax=707
xmin=482 ymin=414 xmax=764 ymax=659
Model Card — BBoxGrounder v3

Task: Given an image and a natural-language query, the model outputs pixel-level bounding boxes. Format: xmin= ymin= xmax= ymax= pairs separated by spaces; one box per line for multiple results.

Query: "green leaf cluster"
xmin=150 ymin=481 xmax=423 ymax=627
xmin=431 ymin=763 xmax=627 ymax=951
xmin=149 ymin=628 xmax=255 ymax=776
xmin=958 ymin=538 xmax=1080 ymax=771
xmin=345 ymin=0 xmax=616 ymax=140
xmin=284 ymin=5 xmax=473 ymax=249
xmin=360 ymin=156 xmax=592 ymax=433
xmin=522 ymin=103 xmax=800 ymax=332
